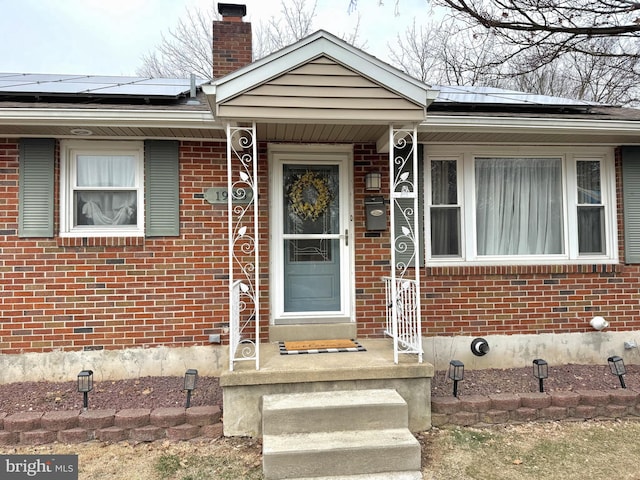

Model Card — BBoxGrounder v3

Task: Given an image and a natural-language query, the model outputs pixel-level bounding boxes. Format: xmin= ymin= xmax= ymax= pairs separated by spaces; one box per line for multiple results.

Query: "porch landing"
xmin=220 ymin=339 xmax=434 ymax=437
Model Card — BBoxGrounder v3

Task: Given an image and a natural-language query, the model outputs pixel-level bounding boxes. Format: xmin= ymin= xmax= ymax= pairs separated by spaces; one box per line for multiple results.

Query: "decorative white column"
xmin=227 ymin=123 xmax=260 ymax=370
xmin=389 ymin=125 xmax=423 ymax=363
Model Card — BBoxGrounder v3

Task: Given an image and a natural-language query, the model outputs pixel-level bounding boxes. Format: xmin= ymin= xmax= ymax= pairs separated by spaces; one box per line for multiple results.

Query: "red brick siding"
xmin=212 ymin=20 xmax=252 ymax=78
xmin=352 ymin=144 xmax=640 ymax=339
xmin=354 ymin=144 xmax=392 ymax=337
xmin=0 ymin=140 xmax=233 ymax=354
xmin=1 ymin=139 xmax=639 ymax=354
xmin=417 ymin=147 xmax=637 ymax=338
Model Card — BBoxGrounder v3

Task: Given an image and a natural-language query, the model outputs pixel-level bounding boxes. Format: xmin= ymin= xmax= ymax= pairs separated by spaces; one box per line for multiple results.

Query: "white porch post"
xmin=227 ymin=122 xmax=260 ymax=370
xmin=388 ymin=125 xmax=423 ymax=363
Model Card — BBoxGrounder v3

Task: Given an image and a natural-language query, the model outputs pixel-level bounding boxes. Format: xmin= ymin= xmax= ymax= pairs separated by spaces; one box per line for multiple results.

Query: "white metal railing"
xmin=383 ymin=276 xmax=422 ymax=362
xmin=388 ymin=125 xmax=423 ymax=364
xmin=229 ymin=279 xmax=241 ymax=368
xmin=227 ymin=123 xmax=259 ymax=371
xmin=229 ymin=279 xmax=258 ymax=370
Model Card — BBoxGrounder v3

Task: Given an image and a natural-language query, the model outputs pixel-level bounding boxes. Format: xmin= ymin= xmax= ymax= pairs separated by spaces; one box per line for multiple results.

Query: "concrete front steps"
xmin=262 ymin=389 xmax=422 ymax=480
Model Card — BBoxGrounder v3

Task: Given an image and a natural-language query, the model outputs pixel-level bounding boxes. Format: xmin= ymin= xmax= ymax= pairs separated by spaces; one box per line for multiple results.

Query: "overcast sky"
xmin=0 ymin=0 xmax=430 ymax=77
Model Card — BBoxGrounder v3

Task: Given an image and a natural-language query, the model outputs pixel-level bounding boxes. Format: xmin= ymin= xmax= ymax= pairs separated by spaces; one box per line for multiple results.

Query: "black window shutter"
xmin=392 ymin=143 xmax=424 ymax=268
xmin=18 ymin=138 xmax=55 ymax=238
xmin=145 ymin=140 xmax=180 ymax=237
xmin=622 ymin=146 xmax=640 ymax=263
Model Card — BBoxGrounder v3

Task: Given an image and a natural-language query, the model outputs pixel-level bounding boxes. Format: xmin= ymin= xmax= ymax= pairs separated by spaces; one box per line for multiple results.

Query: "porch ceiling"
xmin=0 ymin=122 xmax=389 ymax=144
xmin=4 ymin=123 xmax=636 ymax=145
xmin=265 ymin=123 xmax=640 ymax=145
xmin=258 ymin=122 xmax=389 ymax=143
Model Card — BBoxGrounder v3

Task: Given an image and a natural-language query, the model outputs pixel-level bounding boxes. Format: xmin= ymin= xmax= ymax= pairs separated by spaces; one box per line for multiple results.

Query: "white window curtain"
xmin=577 ymin=160 xmax=605 ymax=254
xmin=430 ymin=159 xmax=461 ymax=256
xmin=76 ymin=155 xmax=137 ymax=226
xmin=475 ymin=157 xmax=563 ymax=255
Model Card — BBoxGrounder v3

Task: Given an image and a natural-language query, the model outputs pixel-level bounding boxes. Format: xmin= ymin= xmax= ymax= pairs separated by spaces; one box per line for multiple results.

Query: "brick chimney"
xmin=213 ymin=3 xmax=252 ymax=79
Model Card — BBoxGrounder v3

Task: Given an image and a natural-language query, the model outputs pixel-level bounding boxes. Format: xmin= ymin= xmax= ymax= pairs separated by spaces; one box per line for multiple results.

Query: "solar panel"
xmin=0 ymin=73 xmax=209 ymax=98
xmin=432 ymin=85 xmax=606 ymax=107
xmin=0 ymin=81 xmax=115 ymax=94
xmin=0 ymin=72 xmax=606 ymax=107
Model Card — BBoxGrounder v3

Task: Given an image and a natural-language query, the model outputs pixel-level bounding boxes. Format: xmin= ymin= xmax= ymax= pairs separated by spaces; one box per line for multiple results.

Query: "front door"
xmin=270 ymin=147 xmax=353 ymax=325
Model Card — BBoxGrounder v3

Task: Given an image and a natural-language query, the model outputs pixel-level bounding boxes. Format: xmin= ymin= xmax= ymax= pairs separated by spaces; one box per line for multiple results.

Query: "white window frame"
xmin=60 ymin=140 xmax=145 ymax=237
xmin=425 ymin=146 xmax=618 ymax=266
xmin=426 ymin=155 xmax=465 ymax=260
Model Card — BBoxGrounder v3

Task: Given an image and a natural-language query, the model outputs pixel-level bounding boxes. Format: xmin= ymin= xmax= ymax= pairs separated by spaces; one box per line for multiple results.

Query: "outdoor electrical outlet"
xmin=209 ymin=334 xmax=221 ymax=344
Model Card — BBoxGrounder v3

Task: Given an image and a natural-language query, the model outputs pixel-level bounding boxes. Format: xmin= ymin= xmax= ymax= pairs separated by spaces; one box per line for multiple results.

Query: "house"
xmin=2 ymin=2 xmax=640 ymax=425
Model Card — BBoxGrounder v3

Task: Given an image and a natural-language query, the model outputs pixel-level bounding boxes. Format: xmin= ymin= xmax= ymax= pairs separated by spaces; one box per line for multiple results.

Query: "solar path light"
xmin=532 ymin=359 xmax=549 ymax=393
xmin=77 ymin=370 xmax=93 ymax=410
xmin=607 ymin=356 xmax=627 ymax=388
xmin=184 ymin=369 xmax=198 ymax=408
xmin=448 ymin=360 xmax=464 ymax=398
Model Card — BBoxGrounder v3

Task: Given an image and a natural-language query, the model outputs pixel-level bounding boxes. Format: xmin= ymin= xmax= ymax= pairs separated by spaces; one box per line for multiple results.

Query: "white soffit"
xmin=421 ymin=114 xmax=640 ymax=140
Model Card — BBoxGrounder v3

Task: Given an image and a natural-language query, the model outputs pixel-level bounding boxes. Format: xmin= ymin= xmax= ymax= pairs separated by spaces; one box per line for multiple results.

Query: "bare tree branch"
xmin=435 ymin=0 xmax=640 ymax=59
xmin=137 ymin=6 xmax=216 ymax=79
xmin=254 ymin=0 xmax=319 ymax=58
xmin=138 ymin=0 xmax=362 ymax=80
xmin=438 ymin=0 xmax=640 ymax=33
xmin=384 ymin=3 xmax=640 ymax=105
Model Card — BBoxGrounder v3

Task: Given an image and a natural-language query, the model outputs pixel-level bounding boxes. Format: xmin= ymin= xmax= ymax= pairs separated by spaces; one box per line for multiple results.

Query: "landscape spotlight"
xmin=532 ymin=359 xmax=549 ymax=393
xmin=77 ymin=370 xmax=93 ymax=410
xmin=184 ymin=369 xmax=198 ymax=408
xmin=607 ymin=356 xmax=627 ymax=388
xmin=448 ymin=360 xmax=464 ymax=398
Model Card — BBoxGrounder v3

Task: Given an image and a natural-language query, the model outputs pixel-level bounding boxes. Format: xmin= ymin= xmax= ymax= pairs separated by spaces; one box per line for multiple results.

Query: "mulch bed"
xmin=0 ymin=364 xmax=637 ymax=416
xmin=0 ymin=376 xmax=222 ymax=416
xmin=431 ymin=363 xmax=640 ymax=397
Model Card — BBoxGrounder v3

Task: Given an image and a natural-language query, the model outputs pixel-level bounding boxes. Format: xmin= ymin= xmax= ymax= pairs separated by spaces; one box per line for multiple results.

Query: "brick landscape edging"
xmin=0 ymin=406 xmax=223 ymax=445
xmin=431 ymin=389 xmax=640 ymax=427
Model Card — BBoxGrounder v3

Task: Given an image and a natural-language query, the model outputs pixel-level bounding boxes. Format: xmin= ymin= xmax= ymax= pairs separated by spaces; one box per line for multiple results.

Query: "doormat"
xmin=279 ymin=339 xmax=366 ymax=355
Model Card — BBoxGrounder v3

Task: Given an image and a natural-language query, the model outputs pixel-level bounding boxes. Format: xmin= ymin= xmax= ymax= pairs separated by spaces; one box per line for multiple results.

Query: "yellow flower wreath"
xmin=288 ymin=171 xmax=331 ymax=220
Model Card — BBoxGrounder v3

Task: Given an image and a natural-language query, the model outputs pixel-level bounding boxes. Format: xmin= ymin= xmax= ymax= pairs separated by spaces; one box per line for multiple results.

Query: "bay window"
xmin=425 ymin=147 xmax=616 ymax=264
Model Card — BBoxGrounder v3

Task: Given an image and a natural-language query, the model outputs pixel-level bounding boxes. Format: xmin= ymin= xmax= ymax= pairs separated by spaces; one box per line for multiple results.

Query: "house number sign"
xmin=204 ymin=187 xmax=254 ymax=205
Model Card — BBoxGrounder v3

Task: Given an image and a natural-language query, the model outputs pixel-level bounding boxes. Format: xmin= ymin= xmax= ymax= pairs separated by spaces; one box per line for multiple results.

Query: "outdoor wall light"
xmin=470 ymin=337 xmax=490 ymax=356
xmin=448 ymin=360 xmax=464 ymax=398
xmin=590 ymin=316 xmax=609 ymax=331
xmin=77 ymin=370 xmax=93 ymax=410
xmin=607 ymin=356 xmax=627 ymax=388
xmin=532 ymin=359 xmax=549 ymax=393
xmin=184 ymin=369 xmax=198 ymax=408
xmin=69 ymin=128 xmax=93 ymax=136
xmin=365 ymin=172 xmax=381 ymax=191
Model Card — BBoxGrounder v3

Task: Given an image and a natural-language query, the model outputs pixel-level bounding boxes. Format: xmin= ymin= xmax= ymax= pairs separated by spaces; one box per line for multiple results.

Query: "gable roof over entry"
xmin=203 ymin=30 xmax=437 ymax=123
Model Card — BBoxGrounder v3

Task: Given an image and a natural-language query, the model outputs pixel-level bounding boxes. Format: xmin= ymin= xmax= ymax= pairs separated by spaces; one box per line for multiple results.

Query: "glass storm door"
xmin=272 ymin=153 xmax=352 ymax=323
xmin=284 ymin=163 xmax=341 ymax=312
